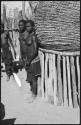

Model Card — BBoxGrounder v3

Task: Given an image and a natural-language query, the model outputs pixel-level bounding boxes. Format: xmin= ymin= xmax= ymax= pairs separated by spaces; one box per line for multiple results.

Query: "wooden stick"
xmin=12 ymin=30 xmax=16 ymax=46
xmin=45 ymin=53 xmax=49 ymax=100
xmin=48 ymin=54 xmax=54 ymax=96
xmin=66 ymin=56 xmax=73 ymax=108
xmin=12 ymin=18 xmax=14 ymax=30
xmin=37 ymin=77 xmax=41 ymax=97
xmin=53 ymin=54 xmax=57 ymax=105
xmin=15 ymin=32 xmax=20 ymax=60
xmin=63 ymin=56 xmax=68 ymax=107
xmin=8 ymin=31 xmax=15 ymax=60
xmin=3 ymin=4 xmax=7 ymax=28
xmin=22 ymin=1 xmax=25 ymax=19
xmin=76 ymin=56 xmax=80 ymax=105
xmin=57 ymin=55 xmax=63 ymax=105
xmin=70 ymin=56 xmax=78 ymax=108
xmin=40 ymin=52 xmax=45 ymax=99
xmin=9 ymin=31 xmax=13 ymax=40
xmin=38 ymin=51 xmax=42 ymax=97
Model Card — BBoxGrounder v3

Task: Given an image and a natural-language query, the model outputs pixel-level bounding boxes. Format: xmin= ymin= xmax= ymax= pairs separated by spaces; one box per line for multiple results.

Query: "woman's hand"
xmin=26 ymin=60 xmax=31 ymax=66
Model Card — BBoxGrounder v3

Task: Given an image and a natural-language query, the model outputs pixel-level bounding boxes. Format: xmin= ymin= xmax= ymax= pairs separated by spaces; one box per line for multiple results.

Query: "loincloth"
xmin=27 ymin=63 xmax=41 ymax=82
xmin=21 ymin=56 xmax=41 ymax=82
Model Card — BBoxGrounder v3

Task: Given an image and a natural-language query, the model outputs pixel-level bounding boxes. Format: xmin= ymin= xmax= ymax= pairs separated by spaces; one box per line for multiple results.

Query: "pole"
xmin=22 ymin=1 xmax=25 ymax=19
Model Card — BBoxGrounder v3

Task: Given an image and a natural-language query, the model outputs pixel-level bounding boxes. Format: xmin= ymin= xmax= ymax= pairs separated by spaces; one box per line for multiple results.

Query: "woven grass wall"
xmin=35 ymin=1 xmax=80 ymax=51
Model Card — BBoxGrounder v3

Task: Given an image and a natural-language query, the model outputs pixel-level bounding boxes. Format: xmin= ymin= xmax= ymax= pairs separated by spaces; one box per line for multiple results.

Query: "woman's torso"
xmin=19 ymin=31 xmax=38 ymax=59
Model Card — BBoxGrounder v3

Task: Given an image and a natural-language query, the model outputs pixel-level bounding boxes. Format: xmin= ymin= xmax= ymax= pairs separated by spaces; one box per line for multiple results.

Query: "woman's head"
xmin=18 ymin=20 xmax=26 ymax=32
xmin=26 ymin=20 xmax=35 ymax=33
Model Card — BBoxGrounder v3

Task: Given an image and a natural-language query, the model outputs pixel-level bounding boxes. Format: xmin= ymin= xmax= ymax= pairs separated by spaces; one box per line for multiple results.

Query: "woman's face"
xmin=26 ymin=22 xmax=33 ymax=33
xmin=19 ymin=22 xmax=25 ymax=32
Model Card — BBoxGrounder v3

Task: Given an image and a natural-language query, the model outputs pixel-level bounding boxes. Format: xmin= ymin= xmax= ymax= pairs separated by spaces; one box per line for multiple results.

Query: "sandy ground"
xmin=1 ymin=69 xmax=80 ymax=124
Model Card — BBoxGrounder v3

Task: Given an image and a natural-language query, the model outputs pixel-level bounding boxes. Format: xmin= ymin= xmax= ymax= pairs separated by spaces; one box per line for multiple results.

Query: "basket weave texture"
xmin=35 ymin=1 xmax=80 ymax=51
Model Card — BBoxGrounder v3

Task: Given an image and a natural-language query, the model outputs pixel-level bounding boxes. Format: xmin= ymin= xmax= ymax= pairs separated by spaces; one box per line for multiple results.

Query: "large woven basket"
xmin=35 ymin=1 xmax=80 ymax=51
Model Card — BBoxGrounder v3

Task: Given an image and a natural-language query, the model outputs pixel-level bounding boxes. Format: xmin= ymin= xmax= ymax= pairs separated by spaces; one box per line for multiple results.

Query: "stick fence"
xmin=38 ymin=48 xmax=80 ymax=108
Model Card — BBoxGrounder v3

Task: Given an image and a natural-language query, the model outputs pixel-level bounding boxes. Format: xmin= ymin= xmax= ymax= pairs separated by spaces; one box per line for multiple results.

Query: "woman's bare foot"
xmin=6 ymin=75 xmax=10 ymax=81
xmin=26 ymin=94 xmax=36 ymax=103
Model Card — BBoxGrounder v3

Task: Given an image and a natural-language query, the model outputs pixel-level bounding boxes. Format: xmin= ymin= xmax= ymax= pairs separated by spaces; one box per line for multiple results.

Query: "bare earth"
xmin=1 ymin=69 xmax=80 ymax=124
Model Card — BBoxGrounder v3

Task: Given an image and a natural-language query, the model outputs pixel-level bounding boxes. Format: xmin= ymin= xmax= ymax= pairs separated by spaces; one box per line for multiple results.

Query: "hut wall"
xmin=35 ymin=1 xmax=80 ymax=48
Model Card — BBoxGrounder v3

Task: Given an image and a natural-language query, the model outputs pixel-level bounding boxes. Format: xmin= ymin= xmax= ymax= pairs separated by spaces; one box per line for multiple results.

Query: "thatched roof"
xmin=35 ymin=1 xmax=80 ymax=51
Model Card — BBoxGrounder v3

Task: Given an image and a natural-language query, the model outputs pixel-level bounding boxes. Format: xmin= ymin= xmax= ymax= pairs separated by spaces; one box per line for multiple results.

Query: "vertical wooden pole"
xmin=76 ymin=56 xmax=80 ymax=105
xmin=12 ymin=20 xmax=16 ymax=47
xmin=63 ymin=56 xmax=68 ymax=107
xmin=38 ymin=51 xmax=42 ymax=97
xmin=45 ymin=53 xmax=49 ymax=100
xmin=66 ymin=56 xmax=73 ymax=108
xmin=37 ymin=77 xmax=41 ymax=97
xmin=22 ymin=1 xmax=25 ymax=19
xmin=13 ymin=31 xmax=16 ymax=46
xmin=70 ymin=56 xmax=78 ymax=108
xmin=14 ymin=31 xmax=17 ymax=60
xmin=3 ymin=4 xmax=6 ymax=29
xmin=53 ymin=54 xmax=57 ymax=105
xmin=40 ymin=51 xmax=45 ymax=99
xmin=57 ymin=55 xmax=63 ymax=106
xmin=15 ymin=31 xmax=20 ymax=60
xmin=48 ymin=54 xmax=54 ymax=96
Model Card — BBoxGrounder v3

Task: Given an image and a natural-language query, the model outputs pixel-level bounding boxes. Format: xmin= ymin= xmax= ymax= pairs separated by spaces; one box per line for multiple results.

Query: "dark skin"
xmin=19 ymin=22 xmax=26 ymax=33
xmin=26 ymin=21 xmax=38 ymax=96
xmin=1 ymin=24 xmax=16 ymax=57
xmin=26 ymin=22 xmax=37 ymax=64
xmin=19 ymin=21 xmax=37 ymax=68
xmin=19 ymin=21 xmax=39 ymax=96
xmin=26 ymin=22 xmax=34 ymax=34
xmin=18 ymin=21 xmax=30 ymax=67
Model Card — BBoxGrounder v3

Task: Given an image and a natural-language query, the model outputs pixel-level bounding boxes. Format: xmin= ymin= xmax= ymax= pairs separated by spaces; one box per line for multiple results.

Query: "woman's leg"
xmin=32 ymin=77 xmax=37 ymax=96
xmin=5 ymin=57 xmax=13 ymax=80
xmin=30 ymin=82 xmax=32 ymax=91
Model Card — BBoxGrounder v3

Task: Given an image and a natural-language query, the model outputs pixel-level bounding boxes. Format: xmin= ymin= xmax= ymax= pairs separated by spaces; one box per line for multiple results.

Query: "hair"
xmin=26 ymin=20 xmax=35 ymax=27
xmin=19 ymin=19 xmax=26 ymax=26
